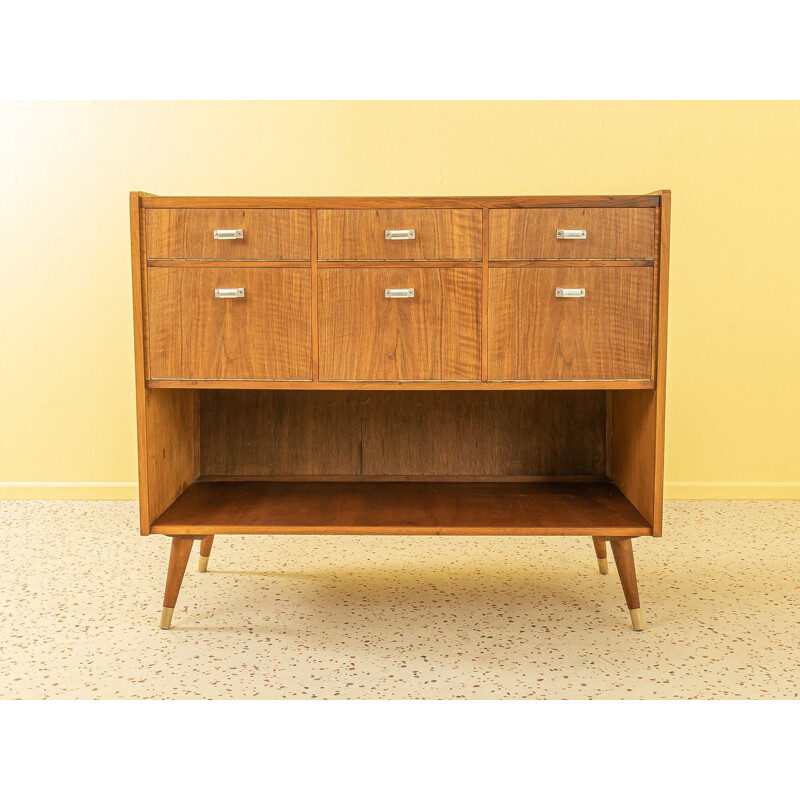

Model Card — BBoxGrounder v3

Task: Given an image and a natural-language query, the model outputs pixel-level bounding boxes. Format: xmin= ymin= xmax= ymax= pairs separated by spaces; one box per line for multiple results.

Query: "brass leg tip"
xmin=160 ymin=607 xmax=174 ymax=629
xmin=597 ymin=557 xmax=609 ymax=575
xmin=198 ymin=555 xmax=209 ymax=573
xmin=630 ymin=608 xmax=644 ymax=631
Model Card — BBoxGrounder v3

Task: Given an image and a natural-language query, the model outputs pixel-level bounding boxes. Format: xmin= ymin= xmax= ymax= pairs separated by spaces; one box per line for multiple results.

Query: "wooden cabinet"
xmin=131 ymin=192 xmax=670 ymax=632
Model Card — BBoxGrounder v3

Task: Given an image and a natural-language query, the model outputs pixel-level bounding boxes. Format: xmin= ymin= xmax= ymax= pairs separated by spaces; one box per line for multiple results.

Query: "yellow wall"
xmin=1 ymin=101 xmax=798 ymax=499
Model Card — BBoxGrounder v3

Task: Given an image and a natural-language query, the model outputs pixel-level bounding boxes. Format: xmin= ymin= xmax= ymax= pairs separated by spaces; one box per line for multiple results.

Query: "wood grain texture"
xmin=145 ymin=209 xmax=310 ymax=260
xmin=318 ymin=267 xmax=481 ymax=381
xmin=151 ymin=480 xmax=652 ymax=536
xmin=488 ymin=267 xmax=653 ymax=381
xmin=610 ymin=389 xmax=656 ymax=526
xmin=489 ymin=208 xmax=656 ymax=260
xmin=199 ymin=390 xmax=607 ymax=478
xmin=142 ymin=195 xmax=662 ymax=209
xmin=147 ymin=267 xmax=311 ymax=380
xmin=145 ymin=389 xmax=197 ymax=527
xmin=201 ymin=391 xmax=362 ymax=476
xmin=318 ymin=209 xmax=482 ymax=261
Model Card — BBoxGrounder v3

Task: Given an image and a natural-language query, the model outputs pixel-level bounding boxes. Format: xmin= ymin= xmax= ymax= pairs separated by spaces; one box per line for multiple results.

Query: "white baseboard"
xmin=1 ymin=481 xmax=798 ymax=501
xmin=664 ymin=482 xmax=800 ymax=500
xmin=0 ymin=482 xmax=138 ymax=500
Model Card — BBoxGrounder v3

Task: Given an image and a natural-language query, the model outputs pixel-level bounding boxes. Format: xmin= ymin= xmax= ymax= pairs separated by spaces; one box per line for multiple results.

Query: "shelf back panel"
xmin=199 ymin=390 xmax=606 ymax=478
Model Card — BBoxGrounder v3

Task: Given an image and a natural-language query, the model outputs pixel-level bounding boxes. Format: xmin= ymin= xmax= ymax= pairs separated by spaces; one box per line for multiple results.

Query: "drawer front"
xmin=145 ymin=209 xmax=311 ymax=260
xmin=147 ymin=268 xmax=311 ymax=380
xmin=489 ymin=208 xmax=655 ymax=260
xmin=488 ymin=266 xmax=653 ymax=380
xmin=319 ymin=267 xmax=481 ymax=381
xmin=318 ymin=209 xmax=482 ymax=261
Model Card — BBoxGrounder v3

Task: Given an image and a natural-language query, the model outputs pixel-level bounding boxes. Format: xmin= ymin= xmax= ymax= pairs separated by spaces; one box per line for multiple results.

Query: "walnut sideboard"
xmin=130 ymin=192 xmax=670 ymax=631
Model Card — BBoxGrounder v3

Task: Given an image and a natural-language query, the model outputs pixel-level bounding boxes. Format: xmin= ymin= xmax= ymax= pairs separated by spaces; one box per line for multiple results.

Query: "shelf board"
xmin=151 ymin=480 xmax=651 ymax=537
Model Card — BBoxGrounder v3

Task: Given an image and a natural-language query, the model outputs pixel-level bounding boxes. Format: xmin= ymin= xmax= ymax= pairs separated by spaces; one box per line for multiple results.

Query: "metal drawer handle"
xmin=555 ymin=288 xmax=585 ymax=298
xmin=215 ymin=288 xmax=245 ymax=299
xmin=385 ymin=288 xmax=415 ymax=298
xmin=213 ymin=229 xmax=244 ymax=240
xmin=556 ymin=229 xmax=587 ymax=240
xmin=385 ymin=229 xmax=416 ymax=240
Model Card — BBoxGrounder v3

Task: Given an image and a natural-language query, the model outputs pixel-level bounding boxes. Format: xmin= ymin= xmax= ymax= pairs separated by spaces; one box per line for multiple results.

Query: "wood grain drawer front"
xmin=147 ymin=268 xmax=311 ymax=380
xmin=145 ymin=209 xmax=311 ymax=260
xmin=489 ymin=267 xmax=653 ymax=381
xmin=489 ymin=209 xmax=655 ymax=260
xmin=318 ymin=209 xmax=482 ymax=261
xmin=319 ymin=268 xmax=481 ymax=381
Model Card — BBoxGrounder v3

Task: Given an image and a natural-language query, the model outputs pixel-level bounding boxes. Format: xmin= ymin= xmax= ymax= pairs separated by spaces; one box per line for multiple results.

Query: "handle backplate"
xmin=213 ymin=229 xmax=244 ymax=240
xmin=215 ymin=288 xmax=245 ymax=298
xmin=384 ymin=288 xmax=415 ymax=298
xmin=385 ymin=229 xmax=416 ymax=240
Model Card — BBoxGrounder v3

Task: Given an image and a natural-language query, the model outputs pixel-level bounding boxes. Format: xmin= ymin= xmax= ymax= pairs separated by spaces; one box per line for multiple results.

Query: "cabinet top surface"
xmin=136 ymin=192 xmax=668 ymax=209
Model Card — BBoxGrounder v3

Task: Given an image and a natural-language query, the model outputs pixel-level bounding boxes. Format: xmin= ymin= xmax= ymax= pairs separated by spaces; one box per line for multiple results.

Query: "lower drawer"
xmin=318 ymin=267 xmax=482 ymax=381
xmin=488 ymin=266 xmax=653 ymax=381
xmin=147 ymin=267 xmax=311 ymax=380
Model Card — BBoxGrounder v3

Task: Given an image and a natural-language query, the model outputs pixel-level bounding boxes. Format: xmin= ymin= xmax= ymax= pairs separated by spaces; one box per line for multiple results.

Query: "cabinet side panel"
xmin=610 ymin=192 xmax=669 ymax=534
xmin=130 ymin=193 xmax=150 ymax=533
xmin=145 ymin=389 xmax=197 ymax=525
xmin=610 ymin=389 xmax=656 ymax=527
xmin=652 ymin=191 xmax=671 ymax=535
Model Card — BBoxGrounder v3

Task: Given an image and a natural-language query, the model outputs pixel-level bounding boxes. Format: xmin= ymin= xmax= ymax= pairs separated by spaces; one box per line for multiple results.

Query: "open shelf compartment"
xmin=144 ymin=388 xmax=658 ymax=539
xmin=151 ymin=480 xmax=651 ymax=537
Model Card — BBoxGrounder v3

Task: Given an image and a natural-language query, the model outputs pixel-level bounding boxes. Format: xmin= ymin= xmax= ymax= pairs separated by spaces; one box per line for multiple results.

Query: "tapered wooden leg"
xmin=592 ymin=537 xmax=609 ymax=574
xmin=609 ymin=538 xmax=643 ymax=630
xmin=198 ymin=535 xmax=215 ymax=573
xmin=160 ymin=537 xmax=195 ymax=629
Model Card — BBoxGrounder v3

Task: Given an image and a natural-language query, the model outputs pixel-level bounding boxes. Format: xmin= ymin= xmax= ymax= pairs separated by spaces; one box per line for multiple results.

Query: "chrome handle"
xmin=384 ymin=288 xmax=415 ymax=298
xmin=385 ymin=229 xmax=416 ymax=240
xmin=215 ymin=288 xmax=245 ymax=298
xmin=556 ymin=229 xmax=587 ymax=240
xmin=213 ymin=229 xmax=244 ymax=240
xmin=555 ymin=288 xmax=585 ymax=298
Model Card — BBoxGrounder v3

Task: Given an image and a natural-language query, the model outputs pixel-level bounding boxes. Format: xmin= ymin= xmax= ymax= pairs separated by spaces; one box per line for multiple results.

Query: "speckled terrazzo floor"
xmin=1 ymin=500 xmax=798 ymax=699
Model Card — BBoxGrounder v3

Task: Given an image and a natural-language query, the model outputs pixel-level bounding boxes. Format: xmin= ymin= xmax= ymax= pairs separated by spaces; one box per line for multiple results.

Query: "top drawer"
xmin=145 ymin=209 xmax=311 ymax=260
xmin=318 ymin=209 xmax=482 ymax=261
xmin=489 ymin=208 xmax=655 ymax=260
